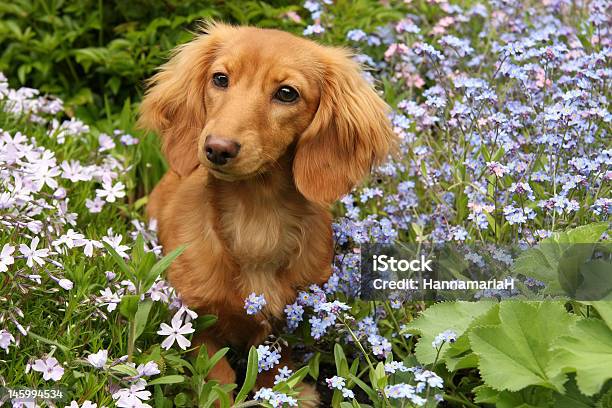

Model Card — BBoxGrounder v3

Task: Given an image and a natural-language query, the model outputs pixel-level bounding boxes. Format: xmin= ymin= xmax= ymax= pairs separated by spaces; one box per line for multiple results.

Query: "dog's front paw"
xmin=297 ymin=382 xmax=320 ymax=408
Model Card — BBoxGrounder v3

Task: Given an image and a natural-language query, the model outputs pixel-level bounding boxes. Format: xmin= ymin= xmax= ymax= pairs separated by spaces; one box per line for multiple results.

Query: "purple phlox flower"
xmin=87 ymin=349 xmax=108 ymax=369
xmin=31 ymin=356 xmax=64 ymax=381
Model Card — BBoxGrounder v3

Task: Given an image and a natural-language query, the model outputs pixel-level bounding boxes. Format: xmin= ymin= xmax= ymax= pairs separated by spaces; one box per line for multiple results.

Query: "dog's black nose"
xmin=204 ymin=136 xmax=241 ymax=165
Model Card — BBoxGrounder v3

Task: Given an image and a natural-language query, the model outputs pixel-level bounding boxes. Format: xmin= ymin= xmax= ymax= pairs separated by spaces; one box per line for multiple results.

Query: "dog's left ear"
xmin=293 ymin=48 xmax=397 ymax=205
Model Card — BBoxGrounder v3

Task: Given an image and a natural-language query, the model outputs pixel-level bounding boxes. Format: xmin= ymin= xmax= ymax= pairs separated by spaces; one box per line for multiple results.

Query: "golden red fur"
xmin=139 ymin=22 xmax=396 ymax=405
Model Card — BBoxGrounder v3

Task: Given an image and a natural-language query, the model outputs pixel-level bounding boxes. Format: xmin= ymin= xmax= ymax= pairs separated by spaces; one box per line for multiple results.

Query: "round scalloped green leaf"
xmin=404 ymin=300 xmax=496 ymax=364
xmin=548 ymin=318 xmax=612 ymax=396
xmin=469 ymin=301 xmax=576 ymax=393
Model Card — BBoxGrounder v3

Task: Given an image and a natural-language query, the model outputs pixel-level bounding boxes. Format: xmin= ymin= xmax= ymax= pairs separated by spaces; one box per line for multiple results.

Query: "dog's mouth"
xmin=207 ymin=165 xmax=266 ymax=182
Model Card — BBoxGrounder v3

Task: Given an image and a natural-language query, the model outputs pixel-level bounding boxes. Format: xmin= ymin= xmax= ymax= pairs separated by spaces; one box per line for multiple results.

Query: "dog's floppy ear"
xmin=138 ymin=23 xmax=227 ymax=176
xmin=293 ymin=48 xmax=397 ymax=205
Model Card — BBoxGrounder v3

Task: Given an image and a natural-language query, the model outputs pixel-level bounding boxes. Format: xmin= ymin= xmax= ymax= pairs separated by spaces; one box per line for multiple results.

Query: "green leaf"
xmin=193 ymin=315 xmax=218 ymax=332
xmin=119 ymin=295 xmax=140 ymax=319
xmin=497 ymin=388 xmax=554 ymax=408
xmin=134 ymin=300 xmax=153 ymax=340
xmin=174 ymin=392 xmax=188 ymax=407
xmin=111 ymin=364 xmax=139 ymax=376
xmin=348 ymin=373 xmax=378 ymax=402
xmin=553 ymin=375 xmax=595 ymax=408
xmin=144 ymin=245 xmax=187 ymax=290
xmin=548 ymin=318 xmax=612 ymax=396
xmin=308 ymin=352 xmax=321 ymax=380
xmin=334 ymin=343 xmax=349 ymax=377
xmin=445 ymin=303 xmax=501 ymax=371
xmin=194 ymin=343 xmax=209 ymax=374
xmin=204 ymin=347 xmax=229 ymax=378
xmin=374 ymin=362 xmax=387 ymax=389
xmin=235 ymin=346 xmax=258 ymax=403
xmin=132 ymin=234 xmax=146 ymax=266
xmin=405 ymin=300 xmax=496 ymax=364
xmin=102 ymin=241 xmax=132 ymax=278
xmin=557 ymin=243 xmax=596 ymax=297
xmin=469 ymin=301 xmax=576 ymax=393
xmin=596 ymin=387 xmax=612 ymax=408
xmin=147 ymin=375 xmax=185 ymax=385
xmin=576 ymin=260 xmax=612 ymax=300
xmin=212 ymin=385 xmax=230 ymax=408
xmin=473 ymin=385 xmax=499 ymax=404
xmin=512 ymin=222 xmax=609 ymax=295
xmin=566 ymin=223 xmax=609 ymax=244
xmin=589 ymin=301 xmax=612 ymax=329
xmin=475 ymin=384 xmax=557 ymax=407
xmin=277 ymin=366 xmax=309 ymax=390
xmin=27 ymin=332 xmax=69 ymax=354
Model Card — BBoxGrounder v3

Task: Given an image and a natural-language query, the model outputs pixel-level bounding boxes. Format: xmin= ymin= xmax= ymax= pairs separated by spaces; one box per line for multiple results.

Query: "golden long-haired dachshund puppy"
xmin=139 ymin=22 xmax=396 ymax=404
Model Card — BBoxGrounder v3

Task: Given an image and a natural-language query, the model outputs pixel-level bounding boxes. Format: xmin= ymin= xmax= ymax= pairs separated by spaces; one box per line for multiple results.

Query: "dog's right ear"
xmin=138 ymin=23 xmax=226 ymax=176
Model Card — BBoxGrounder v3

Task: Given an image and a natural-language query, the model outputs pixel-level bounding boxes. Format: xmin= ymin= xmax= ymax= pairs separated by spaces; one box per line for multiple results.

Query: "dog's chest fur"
xmin=210 ymin=176 xmax=313 ymax=317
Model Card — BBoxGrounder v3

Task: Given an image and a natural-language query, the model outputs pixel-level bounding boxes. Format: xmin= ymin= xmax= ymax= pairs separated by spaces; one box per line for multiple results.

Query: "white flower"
xmin=60 ymin=160 xmax=91 ymax=182
xmin=31 ymin=164 xmax=61 ymax=190
xmin=87 ymin=349 xmax=108 ymax=369
xmin=83 ymin=239 xmax=103 ymax=257
xmin=85 ymin=196 xmax=105 ymax=213
xmin=96 ymin=181 xmax=126 ymax=203
xmin=102 ymin=233 xmax=130 ymax=259
xmin=0 ymin=329 xmax=15 ymax=352
xmin=31 ymin=356 xmax=64 ymax=381
xmin=19 ymin=237 xmax=50 ymax=267
xmin=137 ymin=361 xmax=160 ymax=377
xmin=65 ymin=400 xmax=97 ymax=408
xmin=0 ymin=244 xmax=15 ymax=272
xmin=157 ymin=312 xmax=195 ymax=350
xmin=97 ymin=287 xmax=120 ymax=313
xmin=176 ymin=305 xmax=198 ymax=321
xmin=98 ymin=133 xmax=116 ymax=152
xmin=58 ymin=278 xmax=73 ymax=290
xmin=112 ymin=379 xmax=151 ymax=407
xmin=53 ymin=229 xmax=86 ymax=249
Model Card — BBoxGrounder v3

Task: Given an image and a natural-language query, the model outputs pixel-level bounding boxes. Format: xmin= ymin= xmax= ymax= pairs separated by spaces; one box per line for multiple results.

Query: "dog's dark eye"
xmin=212 ymin=73 xmax=229 ymax=88
xmin=274 ymin=86 xmax=299 ymax=103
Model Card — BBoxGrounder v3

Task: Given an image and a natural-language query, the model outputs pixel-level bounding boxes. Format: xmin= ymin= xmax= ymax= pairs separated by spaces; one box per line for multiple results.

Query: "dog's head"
xmin=139 ymin=22 xmax=396 ymax=204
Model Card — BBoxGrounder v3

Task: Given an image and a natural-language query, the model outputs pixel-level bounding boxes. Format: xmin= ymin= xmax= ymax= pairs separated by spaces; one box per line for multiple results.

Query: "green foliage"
xmin=0 ymin=0 xmax=303 ymax=118
xmin=512 ymin=222 xmax=611 ymax=298
xmin=234 ymin=346 xmax=259 ymax=404
xmin=407 ymin=287 xmax=612 ymax=407
xmin=469 ymin=302 xmax=574 ymax=393
xmin=404 ymin=300 xmax=496 ymax=365
xmin=549 ymin=318 xmax=612 ymax=396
